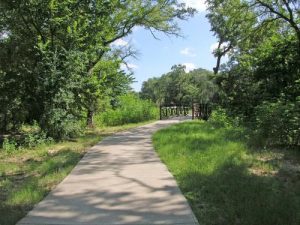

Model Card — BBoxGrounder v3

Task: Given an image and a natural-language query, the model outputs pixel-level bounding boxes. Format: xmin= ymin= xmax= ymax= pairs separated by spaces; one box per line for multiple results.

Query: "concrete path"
xmin=18 ymin=118 xmax=199 ymax=225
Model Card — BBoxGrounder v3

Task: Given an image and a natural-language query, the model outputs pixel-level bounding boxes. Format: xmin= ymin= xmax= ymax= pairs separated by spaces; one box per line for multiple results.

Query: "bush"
xmin=253 ymin=99 xmax=300 ymax=147
xmin=41 ymin=108 xmax=84 ymax=140
xmin=95 ymin=94 xmax=159 ymax=126
xmin=2 ymin=135 xmax=53 ymax=152
xmin=23 ymin=132 xmax=53 ymax=148
xmin=2 ymin=138 xmax=17 ymax=153
xmin=208 ymin=108 xmax=239 ymax=128
xmin=1 ymin=122 xmax=54 ymax=152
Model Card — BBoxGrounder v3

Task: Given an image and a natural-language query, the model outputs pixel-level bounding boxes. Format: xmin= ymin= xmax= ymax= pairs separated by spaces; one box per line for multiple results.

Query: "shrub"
xmin=1 ymin=123 xmax=54 ymax=151
xmin=2 ymin=138 xmax=17 ymax=153
xmin=23 ymin=132 xmax=53 ymax=148
xmin=208 ymin=108 xmax=239 ymax=128
xmin=41 ymin=107 xmax=84 ymax=140
xmin=95 ymin=94 xmax=159 ymax=126
xmin=253 ymin=99 xmax=300 ymax=147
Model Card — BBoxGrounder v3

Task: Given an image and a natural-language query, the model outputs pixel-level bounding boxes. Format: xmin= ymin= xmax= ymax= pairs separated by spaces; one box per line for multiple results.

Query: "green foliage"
xmin=1 ymin=121 xmax=54 ymax=151
xmin=0 ymin=0 xmax=193 ymax=139
xmin=0 ymin=121 xmax=155 ymax=225
xmin=2 ymin=132 xmax=54 ymax=152
xmin=253 ymin=99 xmax=300 ymax=147
xmin=2 ymin=138 xmax=17 ymax=153
xmin=140 ymin=65 xmax=217 ymax=106
xmin=209 ymin=108 xmax=236 ymax=128
xmin=23 ymin=132 xmax=53 ymax=149
xmin=207 ymin=0 xmax=300 ymax=147
xmin=96 ymin=94 xmax=159 ymax=126
xmin=217 ymin=36 xmax=300 ymax=148
xmin=36 ymin=48 xmax=88 ymax=139
xmin=41 ymin=108 xmax=84 ymax=140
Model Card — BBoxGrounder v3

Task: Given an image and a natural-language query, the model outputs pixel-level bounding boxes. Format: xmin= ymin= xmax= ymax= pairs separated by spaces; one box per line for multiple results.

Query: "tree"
xmin=206 ymin=0 xmax=300 ymax=146
xmin=0 ymin=0 xmax=194 ymax=137
xmin=207 ymin=0 xmax=300 ymax=74
xmin=140 ymin=65 xmax=216 ymax=106
xmin=182 ymin=68 xmax=218 ymax=104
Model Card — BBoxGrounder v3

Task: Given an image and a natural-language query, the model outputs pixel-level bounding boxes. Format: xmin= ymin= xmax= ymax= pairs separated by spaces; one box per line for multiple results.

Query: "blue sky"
xmin=114 ymin=0 xmax=218 ymax=91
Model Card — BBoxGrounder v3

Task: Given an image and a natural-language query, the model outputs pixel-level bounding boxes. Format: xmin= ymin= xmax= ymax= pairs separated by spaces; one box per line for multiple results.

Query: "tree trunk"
xmin=213 ymin=41 xmax=232 ymax=74
xmin=87 ymin=110 xmax=94 ymax=128
xmin=213 ymin=54 xmax=222 ymax=74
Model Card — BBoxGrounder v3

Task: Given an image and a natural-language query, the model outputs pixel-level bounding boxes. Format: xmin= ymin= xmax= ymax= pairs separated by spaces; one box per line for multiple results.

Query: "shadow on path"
xmin=18 ymin=118 xmax=198 ymax=225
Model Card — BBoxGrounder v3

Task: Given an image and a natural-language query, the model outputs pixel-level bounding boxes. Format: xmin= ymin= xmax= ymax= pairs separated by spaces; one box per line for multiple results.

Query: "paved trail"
xmin=18 ymin=118 xmax=199 ymax=225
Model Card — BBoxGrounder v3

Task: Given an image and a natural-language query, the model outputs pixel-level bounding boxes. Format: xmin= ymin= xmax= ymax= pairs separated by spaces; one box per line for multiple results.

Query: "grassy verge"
xmin=153 ymin=120 xmax=300 ymax=225
xmin=0 ymin=120 xmax=156 ymax=225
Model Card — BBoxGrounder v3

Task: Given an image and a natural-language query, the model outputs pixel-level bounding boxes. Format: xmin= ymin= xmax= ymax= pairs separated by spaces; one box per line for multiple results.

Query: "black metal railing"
xmin=192 ymin=103 xmax=211 ymax=120
xmin=159 ymin=106 xmax=190 ymax=120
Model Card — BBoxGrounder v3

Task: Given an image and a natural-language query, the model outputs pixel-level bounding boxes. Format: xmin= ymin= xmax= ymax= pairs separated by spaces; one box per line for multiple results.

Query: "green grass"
xmin=153 ymin=120 xmax=300 ymax=225
xmin=0 ymin=120 xmax=155 ymax=225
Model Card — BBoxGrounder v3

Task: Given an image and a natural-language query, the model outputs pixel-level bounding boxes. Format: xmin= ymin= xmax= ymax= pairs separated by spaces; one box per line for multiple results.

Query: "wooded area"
xmin=1 ymin=0 xmax=298 ymax=148
xmin=141 ymin=65 xmax=217 ymax=106
xmin=0 ymin=1 xmax=299 ymax=224
xmin=0 ymin=0 xmax=194 ymax=141
xmin=142 ymin=0 xmax=300 ymax=148
xmin=206 ymin=0 xmax=300 ymax=147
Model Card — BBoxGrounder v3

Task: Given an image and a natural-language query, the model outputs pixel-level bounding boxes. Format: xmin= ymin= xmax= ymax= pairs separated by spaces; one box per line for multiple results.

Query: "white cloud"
xmin=210 ymin=42 xmax=231 ymax=53
xmin=121 ymin=63 xmax=138 ymax=70
xmin=182 ymin=63 xmax=197 ymax=72
xmin=112 ymin=38 xmax=128 ymax=47
xmin=180 ymin=47 xmax=197 ymax=57
xmin=179 ymin=0 xmax=207 ymax=12
xmin=210 ymin=42 xmax=220 ymax=52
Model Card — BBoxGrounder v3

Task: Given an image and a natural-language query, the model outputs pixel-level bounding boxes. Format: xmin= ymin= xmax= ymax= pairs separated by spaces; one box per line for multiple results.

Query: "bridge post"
xmin=159 ymin=105 xmax=162 ymax=120
xmin=192 ymin=103 xmax=194 ymax=120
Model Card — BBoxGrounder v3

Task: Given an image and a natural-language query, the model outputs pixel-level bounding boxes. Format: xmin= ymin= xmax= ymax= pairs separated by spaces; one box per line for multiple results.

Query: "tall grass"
xmin=95 ymin=94 xmax=159 ymax=126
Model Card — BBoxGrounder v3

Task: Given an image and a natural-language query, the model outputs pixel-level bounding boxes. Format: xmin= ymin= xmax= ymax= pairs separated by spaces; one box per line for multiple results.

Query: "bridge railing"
xmin=192 ymin=103 xmax=211 ymax=120
xmin=159 ymin=106 xmax=190 ymax=120
xmin=159 ymin=103 xmax=212 ymax=120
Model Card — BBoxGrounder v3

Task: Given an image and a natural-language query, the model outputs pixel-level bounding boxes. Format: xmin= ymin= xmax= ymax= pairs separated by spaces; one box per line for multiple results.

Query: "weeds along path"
xmin=18 ymin=117 xmax=199 ymax=225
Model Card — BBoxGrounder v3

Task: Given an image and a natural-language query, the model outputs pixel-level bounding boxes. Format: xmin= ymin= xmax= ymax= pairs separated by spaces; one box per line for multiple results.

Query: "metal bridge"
xmin=159 ymin=103 xmax=211 ymax=120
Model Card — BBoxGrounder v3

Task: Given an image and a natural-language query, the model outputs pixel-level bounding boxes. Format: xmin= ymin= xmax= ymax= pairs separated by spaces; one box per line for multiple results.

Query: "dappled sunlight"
xmin=0 ymin=133 xmax=104 ymax=225
xmin=17 ymin=118 xmax=199 ymax=225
